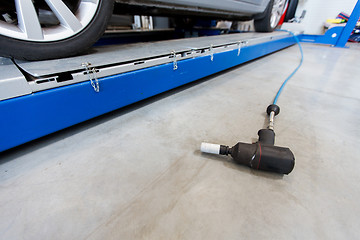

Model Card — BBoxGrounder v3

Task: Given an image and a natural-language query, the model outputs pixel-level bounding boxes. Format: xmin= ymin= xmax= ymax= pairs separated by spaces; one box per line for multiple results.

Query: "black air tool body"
xmin=201 ymin=105 xmax=295 ymax=175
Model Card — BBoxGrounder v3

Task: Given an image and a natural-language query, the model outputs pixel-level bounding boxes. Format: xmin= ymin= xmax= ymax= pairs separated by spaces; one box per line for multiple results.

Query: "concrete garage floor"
xmin=1 ymin=42 xmax=360 ymax=240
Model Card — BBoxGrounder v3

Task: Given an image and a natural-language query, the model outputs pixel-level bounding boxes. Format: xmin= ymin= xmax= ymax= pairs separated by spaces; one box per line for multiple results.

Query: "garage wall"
xmin=296 ymin=0 xmax=357 ymax=34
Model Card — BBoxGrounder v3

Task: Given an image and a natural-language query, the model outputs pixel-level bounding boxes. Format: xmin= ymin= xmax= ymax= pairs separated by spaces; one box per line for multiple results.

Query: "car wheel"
xmin=254 ymin=0 xmax=287 ymax=32
xmin=0 ymin=0 xmax=114 ymax=61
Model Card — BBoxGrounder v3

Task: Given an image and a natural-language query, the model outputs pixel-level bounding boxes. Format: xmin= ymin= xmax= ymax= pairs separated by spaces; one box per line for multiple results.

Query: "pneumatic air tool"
xmin=201 ymin=104 xmax=295 ymax=175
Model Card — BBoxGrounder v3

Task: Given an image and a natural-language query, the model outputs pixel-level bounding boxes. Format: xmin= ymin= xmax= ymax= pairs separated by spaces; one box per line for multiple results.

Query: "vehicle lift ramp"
xmin=0 ymin=31 xmax=297 ymax=152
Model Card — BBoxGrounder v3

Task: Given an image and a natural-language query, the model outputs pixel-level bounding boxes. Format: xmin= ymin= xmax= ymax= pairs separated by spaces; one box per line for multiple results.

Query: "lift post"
xmin=299 ymin=0 xmax=360 ymax=47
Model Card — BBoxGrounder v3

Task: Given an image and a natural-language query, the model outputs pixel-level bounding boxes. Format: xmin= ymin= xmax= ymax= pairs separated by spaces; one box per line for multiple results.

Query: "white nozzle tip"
xmin=200 ymin=142 xmax=221 ymax=155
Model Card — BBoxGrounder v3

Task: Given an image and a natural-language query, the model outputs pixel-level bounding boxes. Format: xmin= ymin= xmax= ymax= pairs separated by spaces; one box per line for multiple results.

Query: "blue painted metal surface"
xmin=299 ymin=0 xmax=360 ymax=47
xmin=0 ymin=36 xmax=296 ymax=152
xmin=335 ymin=0 xmax=360 ymax=47
xmin=299 ymin=26 xmax=344 ymax=46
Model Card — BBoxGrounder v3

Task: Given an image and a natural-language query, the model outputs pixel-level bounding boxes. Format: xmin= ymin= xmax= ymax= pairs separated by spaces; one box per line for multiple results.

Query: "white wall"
xmin=295 ymin=0 xmax=357 ymax=34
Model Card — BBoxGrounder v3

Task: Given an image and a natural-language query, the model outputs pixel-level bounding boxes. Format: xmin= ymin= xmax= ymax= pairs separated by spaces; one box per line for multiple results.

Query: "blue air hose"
xmin=273 ymin=29 xmax=304 ymax=105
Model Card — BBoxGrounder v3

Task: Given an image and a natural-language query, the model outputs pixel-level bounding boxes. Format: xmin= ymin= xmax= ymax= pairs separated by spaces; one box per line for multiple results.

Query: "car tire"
xmin=0 ymin=0 xmax=114 ymax=61
xmin=254 ymin=0 xmax=287 ymax=32
xmin=284 ymin=0 xmax=299 ymax=22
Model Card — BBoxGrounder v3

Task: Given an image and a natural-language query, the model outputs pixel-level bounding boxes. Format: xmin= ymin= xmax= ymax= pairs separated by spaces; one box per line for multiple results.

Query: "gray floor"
xmin=1 ymin=43 xmax=360 ymax=240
